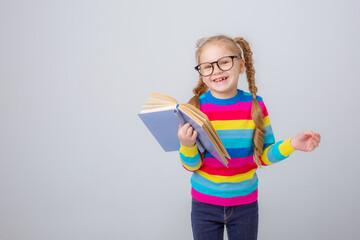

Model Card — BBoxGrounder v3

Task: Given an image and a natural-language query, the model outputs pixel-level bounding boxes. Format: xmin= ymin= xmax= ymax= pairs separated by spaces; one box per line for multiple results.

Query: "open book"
xmin=138 ymin=93 xmax=230 ymax=167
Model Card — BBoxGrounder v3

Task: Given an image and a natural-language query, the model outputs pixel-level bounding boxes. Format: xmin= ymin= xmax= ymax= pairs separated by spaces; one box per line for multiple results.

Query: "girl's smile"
xmin=212 ymin=75 xmax=229 ymax=83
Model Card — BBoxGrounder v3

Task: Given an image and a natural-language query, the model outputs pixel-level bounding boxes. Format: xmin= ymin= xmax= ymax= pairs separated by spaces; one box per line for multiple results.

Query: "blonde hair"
xmin=189 ymin=35 xmax=265 ymax=167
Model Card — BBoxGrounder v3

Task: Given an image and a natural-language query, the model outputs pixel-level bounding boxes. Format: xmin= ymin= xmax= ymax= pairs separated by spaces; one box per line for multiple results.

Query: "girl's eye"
xmin=203 ymin=64 xmax=212 ymax=70
xmin=220 ymin=60 xmax=229 ymax=65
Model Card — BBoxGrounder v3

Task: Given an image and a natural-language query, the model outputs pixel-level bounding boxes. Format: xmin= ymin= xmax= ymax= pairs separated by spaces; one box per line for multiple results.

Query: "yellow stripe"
xmin=196 ymin=169 xmax=256 ymax=183
xmin=211 ymin=116 xmax=271 ymax=130
xmin=179 ymin=143 xmax=199 ymax=158
xmin=261 ymin=144 xmax=274 ymax=165
xmin=279 ymin=137 xmax=296 ymax=157
xmin=263 ymin=115 xmax=271 ymax=127
xmin=211 ymin=119 xmax=255 ymax=130
xmin=181 ymin=160 xmax=202 ymax=172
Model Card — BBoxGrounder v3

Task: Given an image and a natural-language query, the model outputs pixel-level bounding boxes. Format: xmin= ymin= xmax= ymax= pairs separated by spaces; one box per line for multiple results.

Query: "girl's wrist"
xmin=289 ymin=137 xmax=297 ymax=151
xmin=290 ymin=137 xmax=295 ymax=149
xmin=180 ymin=142 xmax=197 ymax=148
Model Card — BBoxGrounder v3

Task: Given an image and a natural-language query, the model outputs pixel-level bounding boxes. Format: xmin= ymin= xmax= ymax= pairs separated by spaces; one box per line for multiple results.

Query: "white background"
xmin=1 ymin=0 xmax=359 ymax=239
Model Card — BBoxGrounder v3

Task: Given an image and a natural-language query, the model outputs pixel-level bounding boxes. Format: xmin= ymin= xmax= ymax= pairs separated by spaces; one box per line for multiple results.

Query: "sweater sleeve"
xmin=260 ymin=102 xmax=296 ymax=166
xmin=179 ymin=143 xmax=202 ymax=172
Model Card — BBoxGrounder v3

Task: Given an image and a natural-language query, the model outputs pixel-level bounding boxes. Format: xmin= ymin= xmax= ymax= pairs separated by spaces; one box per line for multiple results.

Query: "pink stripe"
xmin=191 ymin=188 xmax=258 ymax=206
xmin=204 ymin=156 xmax=255 ymax=168
xmin=206 ymin=110 xmax=252 ymax=121
xmin=201 ymin=101 xmax=265 ymax=112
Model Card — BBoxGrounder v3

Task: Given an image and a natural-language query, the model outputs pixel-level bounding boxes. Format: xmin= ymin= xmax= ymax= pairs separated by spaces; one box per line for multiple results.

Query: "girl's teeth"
xmin=215 ymin=77 xmax=226 ymax=82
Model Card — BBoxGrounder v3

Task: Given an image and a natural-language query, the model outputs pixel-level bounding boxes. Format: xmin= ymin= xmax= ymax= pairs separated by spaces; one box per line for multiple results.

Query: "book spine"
xmin=196 ymin=140 xmax=205 ymax=154
xmin=174 ymin=107 xmax=186 ymax=125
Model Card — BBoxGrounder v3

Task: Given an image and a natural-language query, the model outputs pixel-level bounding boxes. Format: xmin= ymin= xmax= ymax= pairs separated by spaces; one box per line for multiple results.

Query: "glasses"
xmin=194 ymin=56 xmax=241 ymax=77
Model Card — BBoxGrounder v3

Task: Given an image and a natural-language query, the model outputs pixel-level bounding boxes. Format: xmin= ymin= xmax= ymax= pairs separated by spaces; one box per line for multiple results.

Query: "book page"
xmin=140 ymin=93 xmax=179 ymax=113
xmin=146 ymin=97 xmax=176 ymax=105
xmin=151 ymin=93 xmax=178 ymax=104
xmin=140 ymin=104 xmax=177 ymax=113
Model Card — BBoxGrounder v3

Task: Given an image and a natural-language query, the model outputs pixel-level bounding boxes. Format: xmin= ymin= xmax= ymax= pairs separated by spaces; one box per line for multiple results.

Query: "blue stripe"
xmin=216 ymin=126 xmax=273 ymax=140
xmin=203 ymin=143 xmax=278 ymax=159
xmin=203 ymin=90 xmax=244 ymax=105
xmin=216 ymin=128 xmax=273 ymax=147
xmin=263 ymin=142 xmax=273 ymax=150
xmin=222 ymin=138 xmax=253 ymax=149
xmin=200 ymin=89 xmax=263 ymax=105
xmin=266 ymin=141 xmax=287 ymax=164
xmin=242 ymin=91 xmax=263 ymax=102
xmin=264 ymin=125 xmax=273 ymax=136
xmin=204 ymin=147 xmax=254 ymax=159
xmin=179 ymin=153 xmax=201 ymax=167
xmin=217 ymin=129 xmax=254 ymax=139
xmin=190 ymin=172 xmax=258 ymax=197
xmin=227 ymin=147 xmax=253 ymax=158
xmin=264 ymin=133 xmax=275 ymax=143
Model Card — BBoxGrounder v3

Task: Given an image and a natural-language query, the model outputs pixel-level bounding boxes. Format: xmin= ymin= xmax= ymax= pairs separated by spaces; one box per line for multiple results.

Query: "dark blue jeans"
xmin=191 ymin=199 xmax=258 ymax=240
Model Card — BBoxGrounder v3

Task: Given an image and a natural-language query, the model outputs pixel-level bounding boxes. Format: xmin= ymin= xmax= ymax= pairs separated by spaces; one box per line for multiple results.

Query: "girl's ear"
xmin=239 ymin=59 xmax=245 ymax=74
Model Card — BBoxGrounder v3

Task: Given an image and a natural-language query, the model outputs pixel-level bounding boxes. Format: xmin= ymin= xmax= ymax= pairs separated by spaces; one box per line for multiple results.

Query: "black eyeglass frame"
xmin=194 ymin=55 xmax=241 ymax=77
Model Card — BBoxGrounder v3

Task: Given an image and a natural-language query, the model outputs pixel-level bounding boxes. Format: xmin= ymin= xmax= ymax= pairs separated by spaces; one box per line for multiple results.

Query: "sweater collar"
xmin=205 ymin=89 xmax=244 ymax=105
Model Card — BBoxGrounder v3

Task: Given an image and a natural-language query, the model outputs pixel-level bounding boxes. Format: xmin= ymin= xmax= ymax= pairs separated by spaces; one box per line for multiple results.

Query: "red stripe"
xmin=204 ymin=156 xmax=255 ymax=168
xmin=204 ymin=110 xmax=252 ymax=121
xmin=199 ymin=163 xmax=258 ymax=176
xmin=263 ymin=106 xmax=268 ymax=117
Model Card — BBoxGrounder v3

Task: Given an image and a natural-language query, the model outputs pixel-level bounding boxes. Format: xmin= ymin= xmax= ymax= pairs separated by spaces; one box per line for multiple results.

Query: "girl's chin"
xmin=210 ymin=82 xmax=232 ymax=91
xmin=210 ymin=81 xmax=229 ymax=89
xmin=210 ymin=88 xmax=238 ymax=99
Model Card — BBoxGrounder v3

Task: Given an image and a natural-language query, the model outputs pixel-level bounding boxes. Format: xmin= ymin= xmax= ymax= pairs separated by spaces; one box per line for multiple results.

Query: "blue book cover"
xmin=138 ymin=103 xmax=229 ymax=167
xmin=138 ymin=108 xmax=181 ymax=152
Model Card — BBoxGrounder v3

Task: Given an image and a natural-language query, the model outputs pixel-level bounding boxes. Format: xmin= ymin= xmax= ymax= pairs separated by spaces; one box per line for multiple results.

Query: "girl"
xmin=177 ymin=35 xmax=321 ymax=240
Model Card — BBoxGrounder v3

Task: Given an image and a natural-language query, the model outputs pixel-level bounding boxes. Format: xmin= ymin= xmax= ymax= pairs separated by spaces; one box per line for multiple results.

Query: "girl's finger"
xmin=308 ymin=139 xmax=318 ymax=151
xmin=186 ymin=126 xmax=193 ymax=136
xmin=316 ymin=134 xmax=321 ymax=143
xmin=311 ymin=134 xmax=321 ymax=143
xmin=306 ymin=141 xmax=314 ymax=151
xmin=191 ymin=130 xmax=198 ymax=141
xmin=308 ymin=131 xmax=321 ymax=142
xmin=312 ymin=138 xmax=319 ymax=148
xmin=180 ymin=123 xmax=190 ymax=133
xmin=302 ymin=130 xmax=314 ymax=136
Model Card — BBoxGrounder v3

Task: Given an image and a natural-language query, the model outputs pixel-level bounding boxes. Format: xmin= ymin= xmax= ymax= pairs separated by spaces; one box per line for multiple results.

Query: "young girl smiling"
xmin=177 ymin=35 xmax=321 ymax=240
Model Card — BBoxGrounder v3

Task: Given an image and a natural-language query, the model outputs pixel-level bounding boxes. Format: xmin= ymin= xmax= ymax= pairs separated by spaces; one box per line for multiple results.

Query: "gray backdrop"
xmin=1 ymin=0 xmax=359 ymax=239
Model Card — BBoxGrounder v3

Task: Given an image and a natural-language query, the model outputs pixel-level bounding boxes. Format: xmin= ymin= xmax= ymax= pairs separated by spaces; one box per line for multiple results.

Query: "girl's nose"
xmin=212 ymin=63 xmax=223 ymax=75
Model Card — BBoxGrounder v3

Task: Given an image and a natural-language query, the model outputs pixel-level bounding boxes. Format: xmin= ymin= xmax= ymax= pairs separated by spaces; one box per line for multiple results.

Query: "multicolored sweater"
xmin=179 ymin=89 xmax=296 ymax=206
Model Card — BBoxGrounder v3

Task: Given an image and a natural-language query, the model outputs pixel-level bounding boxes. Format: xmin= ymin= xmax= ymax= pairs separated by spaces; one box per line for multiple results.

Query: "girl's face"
xmin=199 ymin=42 xmax=245 ymax=99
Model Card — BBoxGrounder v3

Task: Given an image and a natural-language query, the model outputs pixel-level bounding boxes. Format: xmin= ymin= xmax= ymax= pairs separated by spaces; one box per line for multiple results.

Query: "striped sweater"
xmin=179 ymin=89 xmax=296 ymax=206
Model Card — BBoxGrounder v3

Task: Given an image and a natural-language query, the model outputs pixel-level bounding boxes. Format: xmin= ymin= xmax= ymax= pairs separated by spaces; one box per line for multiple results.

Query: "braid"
xmin=234 ymin=37 xmax=265 ymax=167
xmin=189 ymin=77 xmax=209 ymax=109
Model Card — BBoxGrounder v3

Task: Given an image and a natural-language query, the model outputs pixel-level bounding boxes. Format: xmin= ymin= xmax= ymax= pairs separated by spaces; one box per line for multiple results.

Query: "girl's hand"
xmin=178 ymin=123 xmax=198 ymax=147
xmin=290 ymin=131 xmax=321 ymax=152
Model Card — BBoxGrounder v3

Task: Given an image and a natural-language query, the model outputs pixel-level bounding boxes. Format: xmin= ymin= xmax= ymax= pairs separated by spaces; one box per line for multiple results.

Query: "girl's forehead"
xmin=199 ymin=43 xmax=235 ymax=62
